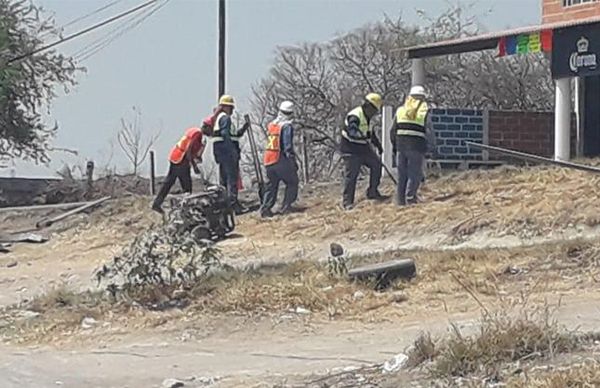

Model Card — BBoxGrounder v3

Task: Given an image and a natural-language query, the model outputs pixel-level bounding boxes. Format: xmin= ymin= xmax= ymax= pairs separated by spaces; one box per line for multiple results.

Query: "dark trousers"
xmin=261 ymin=158 xmax=299 ymax=212
xmin=396 ymin=149 xmax=424 ymax=205
xmin=217 ymin=157 xmax=239 ymax=206
xmin=342 ymin=150 xmax=381 ymax=206
xmin=153 ymin=162 xmax=191 ymax=208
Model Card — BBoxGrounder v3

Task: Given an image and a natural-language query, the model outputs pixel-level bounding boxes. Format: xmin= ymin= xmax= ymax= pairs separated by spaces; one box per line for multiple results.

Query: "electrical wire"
xmin=7 ymin=0 xmax=159 ymax=64
xmin=62 ymin=0 xmax=125 ymax=29
xmin=74 ymin=0 xmax=170 ymax=63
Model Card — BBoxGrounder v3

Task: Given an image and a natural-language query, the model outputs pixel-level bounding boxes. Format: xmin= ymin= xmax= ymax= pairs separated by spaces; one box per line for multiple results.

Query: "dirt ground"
xmin=1 ymin=166 xmax=600 ymax=387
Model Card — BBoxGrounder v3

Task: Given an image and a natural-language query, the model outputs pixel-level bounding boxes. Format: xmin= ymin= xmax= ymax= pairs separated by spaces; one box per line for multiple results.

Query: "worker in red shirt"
xmin=151 ymin=125 xmax=206 ymax=213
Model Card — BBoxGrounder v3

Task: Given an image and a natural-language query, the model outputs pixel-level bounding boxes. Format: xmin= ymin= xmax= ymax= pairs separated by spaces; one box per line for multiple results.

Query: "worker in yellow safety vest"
xmin=393 ymin=85 xmax=430 ymax=206
xmin=212 ymin=95 xmax=249 ymax=213
xmin=340 ymin=93 xmax=387 ymax=210
xmin=259 ymin=101 xmax=299 ymax=218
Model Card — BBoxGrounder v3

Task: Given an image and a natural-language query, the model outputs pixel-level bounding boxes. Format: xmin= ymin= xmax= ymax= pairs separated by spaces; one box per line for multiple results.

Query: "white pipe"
xmin=555 ymin=78 xmax=571 ymax=161
xmin=381 ymin=105 xmax=394 ymax=177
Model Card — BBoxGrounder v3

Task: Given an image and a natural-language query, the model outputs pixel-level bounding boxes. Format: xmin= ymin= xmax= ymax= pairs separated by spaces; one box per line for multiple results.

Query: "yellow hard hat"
xmin=365 ymin=93 xmax=382 ymax=110
xmin=219 ymin=95 xmax=235 ymax=106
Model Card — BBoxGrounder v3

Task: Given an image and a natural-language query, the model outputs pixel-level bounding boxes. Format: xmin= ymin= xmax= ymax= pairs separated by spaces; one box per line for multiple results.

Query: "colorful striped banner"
xmin=498 ymin=29 xmax=553 ymax=57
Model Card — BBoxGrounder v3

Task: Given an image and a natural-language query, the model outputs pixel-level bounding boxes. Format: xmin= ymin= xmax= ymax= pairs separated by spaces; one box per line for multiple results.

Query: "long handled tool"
xmin=244 ymin=114 xmax=266 ymax=200
xmin=371 ymin=133 xmax=397 ymax=185
xmin=381 ymin=159 xmax=398 ymax=185
xmin=465 ymin=141 xmax=600 ymax=175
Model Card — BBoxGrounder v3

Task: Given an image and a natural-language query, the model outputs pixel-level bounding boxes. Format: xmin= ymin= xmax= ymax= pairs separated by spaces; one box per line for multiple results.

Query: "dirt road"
xmin=1 ymin=294 xmax=599 ymax=388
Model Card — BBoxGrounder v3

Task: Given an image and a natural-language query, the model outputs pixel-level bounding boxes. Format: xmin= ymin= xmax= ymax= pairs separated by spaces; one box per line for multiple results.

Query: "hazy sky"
xmin=6 ymin=0 xmax=540 ymax=177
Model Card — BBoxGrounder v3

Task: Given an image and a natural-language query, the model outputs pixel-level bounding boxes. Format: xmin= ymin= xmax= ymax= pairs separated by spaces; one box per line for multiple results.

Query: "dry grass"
xmin=507 ymin=360 xmax=600 ymax=387
xmin=428 ymin=311 xmax=579 ymax=378
xmin=237 ymin=165 xmax=600 ymax=251
xmin=4 ymin=236 xmax=600 ymax=346
xmin=189 ymin=261 xmax=408 ymax=317
xmin=406 ymin=332 xmax=438 ymax=368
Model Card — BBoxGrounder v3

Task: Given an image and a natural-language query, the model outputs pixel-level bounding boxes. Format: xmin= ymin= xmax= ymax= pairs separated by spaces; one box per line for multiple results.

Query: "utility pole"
xmin=218 ymin=0 xmax=226 ymax=99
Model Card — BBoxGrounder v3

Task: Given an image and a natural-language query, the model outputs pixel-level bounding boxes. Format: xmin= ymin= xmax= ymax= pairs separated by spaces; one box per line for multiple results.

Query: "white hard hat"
xmin=409 ymin=85 xmax=427 ymax=97
xmin=279 ymin=100 xmax=294 ymax=114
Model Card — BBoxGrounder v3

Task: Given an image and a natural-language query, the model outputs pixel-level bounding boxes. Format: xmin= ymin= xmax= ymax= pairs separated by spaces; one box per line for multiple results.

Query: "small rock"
xmin=329 ymin=242 xmax=344 ymax=257
xmin=162 ymin=378 xmax=185 ymax=388
xmin=6 ymin=261 xmax=17 ymax=268
xmin=295 ymin=306 xmax=311 ymax=315
xmin=353 ymin=291 xmax=365 ymax=301
xmin=382 ymin=353 xmax=408 ymax=373
xmin=81 ymin=317 xmax=97 ymax=329
xmin=21 ymin=310 xmax=40 ymax=320
xmin=389 ymin=291 xmax=408 ymax=303
xmin=195 ymin=376 xmax=219 ymax=386
xmin=503 ymin=265 xmax=525 ymax=275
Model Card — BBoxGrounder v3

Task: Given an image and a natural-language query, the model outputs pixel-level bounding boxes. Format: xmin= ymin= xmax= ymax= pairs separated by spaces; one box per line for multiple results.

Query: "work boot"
xmin=151 ymin=203 xmax=164 ymax=214
xmin=366 ymin=191 xmax=389 ymax=201
xmin=260 ymin=208 xmax=275 ymax=219
xmin=233 ymin=202 xmax=247 ymax=215
xmin=406 ymin=196 xmax=419 ymax=205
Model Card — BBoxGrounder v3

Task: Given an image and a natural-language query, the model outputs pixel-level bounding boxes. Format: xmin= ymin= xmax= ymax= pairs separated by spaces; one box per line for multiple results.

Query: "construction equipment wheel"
xmin=191 ymin=225 xmax=211 ymax=241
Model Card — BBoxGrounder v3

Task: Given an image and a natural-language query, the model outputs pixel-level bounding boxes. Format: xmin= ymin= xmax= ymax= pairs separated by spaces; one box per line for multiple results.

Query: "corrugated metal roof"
xmin=407 ymin=15 xmax=600 ymax=59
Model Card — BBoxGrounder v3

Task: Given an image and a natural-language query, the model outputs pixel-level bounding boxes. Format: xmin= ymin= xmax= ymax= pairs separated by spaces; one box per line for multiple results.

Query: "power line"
xmin=62 ymin=0 xmax=125 ymax=29
xmin=74 ymin=0 xmax=170 ymax=63
xmin=7 ymin=0 xmax=158 ymax=64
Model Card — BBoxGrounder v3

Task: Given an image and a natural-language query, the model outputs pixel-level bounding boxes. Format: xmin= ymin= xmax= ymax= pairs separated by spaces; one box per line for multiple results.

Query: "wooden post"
xmin=149 ymin=150 xmax=156 ymax=195
xmin=85 ymin=160 xmax=94 ymax=193
xmin=301 ymin=128 xmax=309 ymax=183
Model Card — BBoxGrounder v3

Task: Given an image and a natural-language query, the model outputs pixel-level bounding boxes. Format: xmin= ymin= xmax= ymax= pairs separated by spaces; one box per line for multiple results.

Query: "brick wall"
xmin=431 ymin=108 xmax=485 ymax=160
xmin=488 ymin=110 xmax=577 ymax=158
xmin=488 ymin=111 xmax=555 ymax=157
xmin=543 ymin=0 xmax=600 ymax=23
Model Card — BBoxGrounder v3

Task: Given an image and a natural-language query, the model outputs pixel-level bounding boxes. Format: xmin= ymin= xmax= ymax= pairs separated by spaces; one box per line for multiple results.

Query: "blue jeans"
xmin=396 ymin=149 xmax=424 ymax=205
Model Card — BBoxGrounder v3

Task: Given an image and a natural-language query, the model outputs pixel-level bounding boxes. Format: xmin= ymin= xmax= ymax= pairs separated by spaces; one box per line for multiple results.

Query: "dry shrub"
xmin=29 ymin=286 xmax=103 ymax=313
xmin=507 ymin=360 xmax=600 ymax=388
xmin=409 ymin=308 xmax=581 ymax=380
xmin=407 ymin=332 xmax=438 ymax=368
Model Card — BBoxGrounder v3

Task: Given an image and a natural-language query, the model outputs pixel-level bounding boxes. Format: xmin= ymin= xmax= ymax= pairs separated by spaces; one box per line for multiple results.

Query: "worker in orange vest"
xmin=151 ymin=125 xmax=206 ymax=213
xmin=259 ymin=101 xmax=299 ymax=218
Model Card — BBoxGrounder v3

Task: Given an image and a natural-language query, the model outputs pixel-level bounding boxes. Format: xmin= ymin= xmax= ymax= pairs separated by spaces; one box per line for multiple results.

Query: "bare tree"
xmin=117 ymin=106 xmax=160 ymax=175
xmin=249 ymin=4 xmax=554 ymax=182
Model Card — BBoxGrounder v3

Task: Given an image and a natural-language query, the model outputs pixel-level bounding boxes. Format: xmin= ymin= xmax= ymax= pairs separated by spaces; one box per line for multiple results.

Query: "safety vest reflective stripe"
xmin=395 ymin=100 xmax=428 ymax=138
xmin=264 ymin=122 xmax=282 ymax=166
xmin=212 ymin=112 xmax=239 ymax=142
xmin=342 ymin=106 xmax=369 ymax=144
xmin=396 ymin=129 xmax=427 ymax=138
xmin=169 ymin=127 xmax=202 ymax=164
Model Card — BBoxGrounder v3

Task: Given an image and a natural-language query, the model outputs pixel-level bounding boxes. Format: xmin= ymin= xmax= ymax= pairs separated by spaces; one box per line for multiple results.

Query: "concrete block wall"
xmin=431 ymin=108 xmax=485 ymax=160
xmin=430 ymin=109 xmax=575 ymax=161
